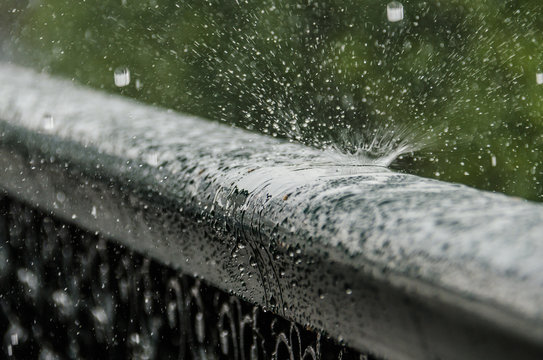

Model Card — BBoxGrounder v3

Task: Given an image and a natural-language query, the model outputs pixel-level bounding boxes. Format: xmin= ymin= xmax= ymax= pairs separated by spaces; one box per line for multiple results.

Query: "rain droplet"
xmin=114 ymin=67 xmax=130 ymax=87
xmin=491 ymin=155 xmax=497 ymax=167
xmin=56 ymin=192 xmax=66 ymax=203
xmin=91 ymin=206 xmax=97 ymax=218
xmin=537 ymin=72 xmax=543 ymax=85
xmin=387 ymin=1 xmax=404 ymax=22
xmin=42 ymin=114 xmax=55 ymax=131
xmin=146 ymin=152 xmax=159 ymax=166
xmin=318 ymin=289 xmax=325 ymax=300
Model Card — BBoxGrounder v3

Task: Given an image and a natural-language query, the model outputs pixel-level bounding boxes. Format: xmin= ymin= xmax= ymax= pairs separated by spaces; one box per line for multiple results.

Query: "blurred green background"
xmin=2 ymin=0 xmax=543 ymax=201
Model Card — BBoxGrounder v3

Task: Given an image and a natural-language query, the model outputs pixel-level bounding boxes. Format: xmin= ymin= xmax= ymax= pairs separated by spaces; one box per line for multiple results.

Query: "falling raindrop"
xmin=387 ymin=1 xmax=404 ymax=22
xmin=114 ymin=67 xmax=130 ymax=87
xmin=536 ymin=72 xmax=543 ymax=85
xmin=42 ymin=114 xmax=55 ymax=131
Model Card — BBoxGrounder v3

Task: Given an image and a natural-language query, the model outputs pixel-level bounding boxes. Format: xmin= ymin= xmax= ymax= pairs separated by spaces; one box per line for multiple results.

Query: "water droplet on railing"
xmin=42 ymin=114 xmax=55 ymax=131
xmin=114 ymin=67 xmax=130 ymax=87
xmin=387 ymin=1 xmax=404 ymax=22
xmin=56 ymin=192 xmax=66 ymax=203
xmin=145 ymin=152 xmax=159 ymax=166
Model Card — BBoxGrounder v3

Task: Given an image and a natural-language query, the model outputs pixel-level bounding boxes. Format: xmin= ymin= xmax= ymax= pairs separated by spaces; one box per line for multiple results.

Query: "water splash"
xmin=322 ymin=122 xmax=434 ymax=167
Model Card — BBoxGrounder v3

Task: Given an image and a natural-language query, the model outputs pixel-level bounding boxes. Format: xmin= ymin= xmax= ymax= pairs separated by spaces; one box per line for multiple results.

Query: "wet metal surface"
xmin=0 ymin=196 xmax=369 ymax=359
xmin=1 ymin=64 xmax=543 ymax=359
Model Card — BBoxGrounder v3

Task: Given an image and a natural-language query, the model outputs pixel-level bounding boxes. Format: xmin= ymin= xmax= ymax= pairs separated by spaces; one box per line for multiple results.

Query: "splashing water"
xmin=10 ymin=0 xmax=543 ymax=200
xmin=324 ymin=122 xmax=433 ymax=167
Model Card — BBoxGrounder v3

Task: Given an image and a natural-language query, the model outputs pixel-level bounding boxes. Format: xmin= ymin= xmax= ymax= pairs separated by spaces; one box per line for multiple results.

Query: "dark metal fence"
xmin=0 ymin=196 xmax=368 ymax=360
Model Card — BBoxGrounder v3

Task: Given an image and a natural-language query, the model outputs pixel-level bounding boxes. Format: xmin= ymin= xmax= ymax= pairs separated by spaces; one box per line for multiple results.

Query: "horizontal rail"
xmin=1 ymin=63 xmax=543 ymax=359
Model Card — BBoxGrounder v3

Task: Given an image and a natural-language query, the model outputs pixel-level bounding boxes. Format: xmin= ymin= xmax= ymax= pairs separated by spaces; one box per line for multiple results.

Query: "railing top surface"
xmin=1 ymin=63 xmax=543 ymax=359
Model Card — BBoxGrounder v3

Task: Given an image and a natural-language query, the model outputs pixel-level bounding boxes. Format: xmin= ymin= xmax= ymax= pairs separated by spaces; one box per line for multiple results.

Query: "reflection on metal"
xmin=0 ymin=197 xmax=369 ymax=360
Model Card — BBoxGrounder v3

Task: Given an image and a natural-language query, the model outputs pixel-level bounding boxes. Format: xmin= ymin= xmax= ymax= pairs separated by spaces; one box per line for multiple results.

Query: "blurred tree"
xmin=3 ymin=0 xmax=543 ymax=200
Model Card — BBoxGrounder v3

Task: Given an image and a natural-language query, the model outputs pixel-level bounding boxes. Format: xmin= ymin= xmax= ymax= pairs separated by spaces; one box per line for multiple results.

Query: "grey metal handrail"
xmin=1 ymin=63 xmax=543 ymax=359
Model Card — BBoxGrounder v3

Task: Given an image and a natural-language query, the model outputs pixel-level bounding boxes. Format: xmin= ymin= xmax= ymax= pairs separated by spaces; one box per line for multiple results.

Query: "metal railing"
xmin=0 ymin=196 xmax=367 ymax=359
xmin=1 ymin=63 xmax=543 ymax=359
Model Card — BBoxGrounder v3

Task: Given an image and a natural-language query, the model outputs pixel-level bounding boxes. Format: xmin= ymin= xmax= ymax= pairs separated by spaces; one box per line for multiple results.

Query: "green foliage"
xmin=4 ymin=0 xmax=543 ymax=200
